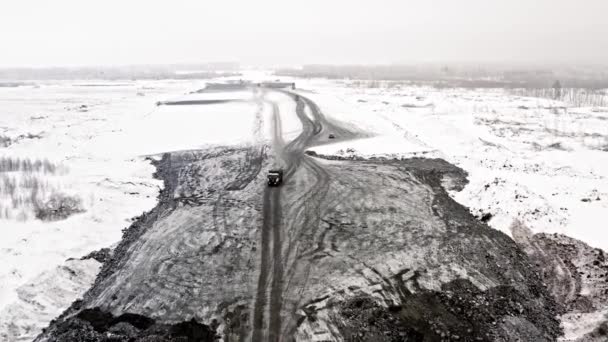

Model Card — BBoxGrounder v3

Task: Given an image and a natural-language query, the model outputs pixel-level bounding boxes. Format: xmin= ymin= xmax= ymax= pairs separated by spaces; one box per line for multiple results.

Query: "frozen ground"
xmin=0 ymin=79 xmax=299 ymax=341
xmin=300 ymin=80 xmax=608 ymax=252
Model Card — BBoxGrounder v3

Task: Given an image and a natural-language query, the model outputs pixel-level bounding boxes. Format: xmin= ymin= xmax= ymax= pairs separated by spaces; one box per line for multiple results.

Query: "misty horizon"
xmin=2 ymin=0 xmax=608 ymax=68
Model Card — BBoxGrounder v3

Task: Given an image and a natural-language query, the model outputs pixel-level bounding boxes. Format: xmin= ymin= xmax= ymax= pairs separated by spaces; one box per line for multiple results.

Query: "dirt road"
xmin=252 ymin=92 xmax=357 ymax=341
xmin=36 ymin=87 xmax=563 ymax=342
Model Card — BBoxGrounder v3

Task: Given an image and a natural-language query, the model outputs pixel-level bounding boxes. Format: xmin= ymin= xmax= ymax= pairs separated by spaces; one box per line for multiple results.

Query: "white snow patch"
xmin=264 ymin=90 xmax=301 ymax=142
xmin=0 ymin=258 xmax=101 ymax=342
xmin=559 ymin=309 xmax=608 ymax=341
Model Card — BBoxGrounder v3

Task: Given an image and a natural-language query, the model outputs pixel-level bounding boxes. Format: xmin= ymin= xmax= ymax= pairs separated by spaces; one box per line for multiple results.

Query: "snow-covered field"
xmin=298 ymin=80 xmax=608 ymax=252
xmin=0 ymin=78 xmax=300 ymax=341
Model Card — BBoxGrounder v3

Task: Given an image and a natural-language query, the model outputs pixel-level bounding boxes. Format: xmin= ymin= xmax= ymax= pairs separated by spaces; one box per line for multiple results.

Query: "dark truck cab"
xmin=267 ymin=169 xmax=284 ymax=187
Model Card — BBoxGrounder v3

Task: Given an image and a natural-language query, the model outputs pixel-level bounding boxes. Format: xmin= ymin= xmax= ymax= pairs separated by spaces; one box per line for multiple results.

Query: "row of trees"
xmin=510 ymin=80 xmax=608 ymax=107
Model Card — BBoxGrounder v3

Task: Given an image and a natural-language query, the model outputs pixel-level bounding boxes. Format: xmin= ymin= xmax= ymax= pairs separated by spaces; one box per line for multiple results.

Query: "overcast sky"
xmin=1 ymin=0 xmax=607 ymax=67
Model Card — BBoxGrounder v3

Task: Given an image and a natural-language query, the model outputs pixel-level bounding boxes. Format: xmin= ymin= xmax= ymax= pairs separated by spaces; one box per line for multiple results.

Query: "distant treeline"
xmin=0 ymin=62 xmax=240 ymax=81
xmin=276 ymin=64 xmax=608 ymax=89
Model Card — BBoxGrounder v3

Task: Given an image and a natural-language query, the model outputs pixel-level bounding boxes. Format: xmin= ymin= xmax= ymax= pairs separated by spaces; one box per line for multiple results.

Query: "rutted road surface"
xmin=253 ymin=92 xmax=353 ymax=341
xmin=37 ymin=86 xmax=565 ymax=341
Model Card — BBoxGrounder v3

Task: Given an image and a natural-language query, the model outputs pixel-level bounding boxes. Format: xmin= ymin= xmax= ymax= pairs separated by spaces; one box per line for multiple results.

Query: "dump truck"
xmin=267 ymin=169 xmax=284 ymax=187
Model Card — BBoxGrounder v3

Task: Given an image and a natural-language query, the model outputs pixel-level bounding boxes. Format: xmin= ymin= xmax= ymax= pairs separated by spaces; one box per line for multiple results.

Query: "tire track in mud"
xmin=252 ymin=186 xmax=278 ymax=342
xmin=268 ymin=185 xmax=284 ymax=342
xmin=252 ymin=94 xmax=285 ymax=342
xmin=280 ymin=96 xmax=364 ymax=338
xmin=252 ymin=90 xmax=361 ymax=341
xmin=271 ymin=95 xmax=326 ymax=342
xmin=252 ymin=93 xmax=313 ymax=341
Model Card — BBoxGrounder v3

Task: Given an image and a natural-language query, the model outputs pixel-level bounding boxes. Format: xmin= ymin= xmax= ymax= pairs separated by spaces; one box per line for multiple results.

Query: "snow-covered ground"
xmin=2 ymin=74 xmax=607 ymax=340
xmin=0 ymin=78 xmax=299 ymax=341
xmin=298 ymin=80 xmax=608 ymax=252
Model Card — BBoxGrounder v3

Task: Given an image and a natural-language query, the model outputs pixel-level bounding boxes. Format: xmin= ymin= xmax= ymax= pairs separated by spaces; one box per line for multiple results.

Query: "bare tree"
xmin=552 ymin=80 xmax=562 ymax=99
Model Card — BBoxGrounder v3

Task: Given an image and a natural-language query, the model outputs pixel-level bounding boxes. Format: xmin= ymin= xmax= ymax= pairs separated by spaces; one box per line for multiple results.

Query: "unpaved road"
xmin=36 ymin=87 xmax=564 ymax=342
xmin=253 ymin=92 xmax=357 ymax=341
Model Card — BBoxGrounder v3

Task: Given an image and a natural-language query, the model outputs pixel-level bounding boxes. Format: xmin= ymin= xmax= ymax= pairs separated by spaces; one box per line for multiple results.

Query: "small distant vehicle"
xmin=267 ymin=169 xmax=284 ymax=187
xmin=328 ymin=134 xmax=336 ymax=139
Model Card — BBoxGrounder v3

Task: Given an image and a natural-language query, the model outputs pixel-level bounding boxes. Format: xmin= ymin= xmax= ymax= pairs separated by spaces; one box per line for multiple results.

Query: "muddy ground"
xmin=34 ymin=88 xmax=598 ymax=342
xmin=512 ymin=224 xmax=608 ymax=342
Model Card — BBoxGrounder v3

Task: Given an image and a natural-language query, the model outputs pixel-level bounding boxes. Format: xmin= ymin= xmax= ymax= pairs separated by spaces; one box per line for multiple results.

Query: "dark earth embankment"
xmin=36 ymin=150 xmax=561 ymax=342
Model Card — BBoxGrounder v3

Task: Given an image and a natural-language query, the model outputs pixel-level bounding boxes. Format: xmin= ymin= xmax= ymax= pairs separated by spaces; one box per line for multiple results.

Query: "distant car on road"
xmin=328 ymin=134 xmax=336 ymax=139
xmin=267 ymin=169 xmax=284 ymax=187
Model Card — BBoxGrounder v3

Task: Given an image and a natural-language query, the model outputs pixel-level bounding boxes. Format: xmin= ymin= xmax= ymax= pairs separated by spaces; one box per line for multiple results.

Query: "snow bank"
xmin=310 ymin=135 xmax=435 ymax=159
xmin=0 ymin=259 xmax=101 ymax=342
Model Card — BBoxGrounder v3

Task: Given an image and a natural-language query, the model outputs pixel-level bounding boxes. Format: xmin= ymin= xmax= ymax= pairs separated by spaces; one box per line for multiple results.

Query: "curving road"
xmin=252 ymin=91 xmax=349 ymax=342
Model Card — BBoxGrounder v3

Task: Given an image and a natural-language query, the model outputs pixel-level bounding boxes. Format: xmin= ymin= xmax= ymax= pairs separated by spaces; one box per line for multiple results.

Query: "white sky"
xmin=1 ymin=0 xmax=607 ymax=67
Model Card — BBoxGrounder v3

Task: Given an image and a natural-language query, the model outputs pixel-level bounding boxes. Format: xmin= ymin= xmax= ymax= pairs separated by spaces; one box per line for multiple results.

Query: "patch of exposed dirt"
xmin=513 ymin=225 xmax=608 ymax=312
xmin=81 ymin=248 xmax=112 ymax=264
xmin=512 ymin=223 xmax=608 ymax=340
xmin=333 ymin=278 xmax=554 ymax=341
xmin=46 ymin=306 xmax=219 ymax=342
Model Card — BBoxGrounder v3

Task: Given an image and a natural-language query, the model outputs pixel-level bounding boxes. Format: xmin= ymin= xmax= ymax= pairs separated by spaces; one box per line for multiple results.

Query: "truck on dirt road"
xmin=267 ymin=170 xmax=284 ymax=187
